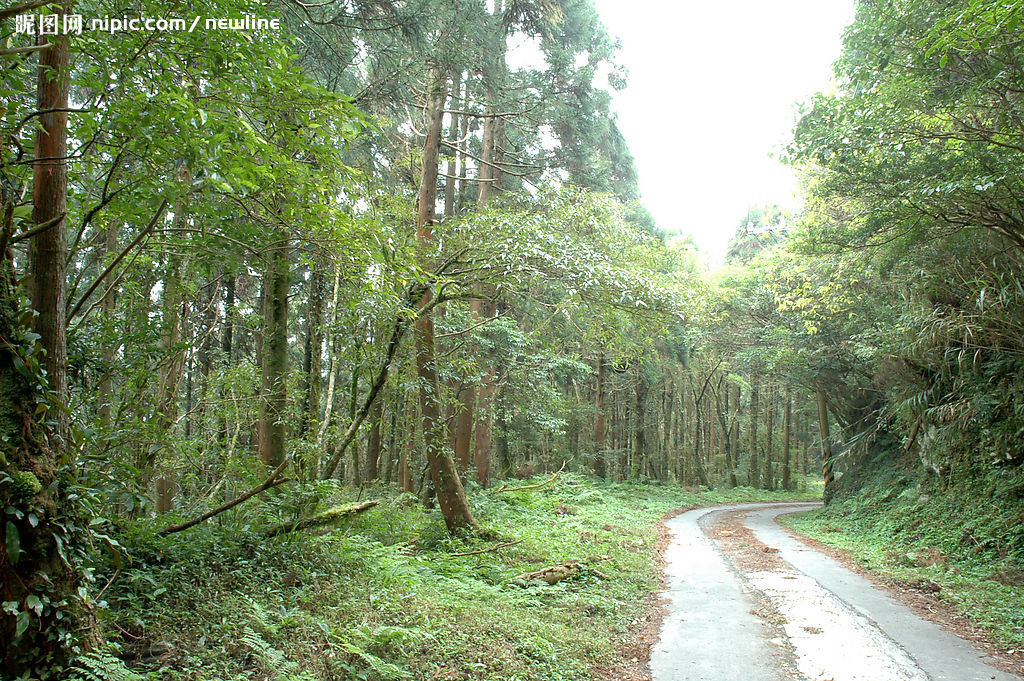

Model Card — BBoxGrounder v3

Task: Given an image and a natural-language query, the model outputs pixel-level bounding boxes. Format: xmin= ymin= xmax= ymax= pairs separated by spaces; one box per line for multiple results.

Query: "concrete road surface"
xmin=650 ymin=502 xmax=1021 ymax=681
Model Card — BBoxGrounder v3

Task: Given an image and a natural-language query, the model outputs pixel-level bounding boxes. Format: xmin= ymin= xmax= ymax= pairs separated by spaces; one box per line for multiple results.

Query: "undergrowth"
xmin=781 ymin=454 xmax=1024 ymax=650
xmin=91 ymin=476 xmax=818 ymax=680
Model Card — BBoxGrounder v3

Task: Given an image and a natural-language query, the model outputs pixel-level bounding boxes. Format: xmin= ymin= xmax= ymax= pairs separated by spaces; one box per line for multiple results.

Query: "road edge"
xmin=593 ymin=504 xmax=696 ymax=681
xmin=775 ymin=508 xmax=1024 ymax=678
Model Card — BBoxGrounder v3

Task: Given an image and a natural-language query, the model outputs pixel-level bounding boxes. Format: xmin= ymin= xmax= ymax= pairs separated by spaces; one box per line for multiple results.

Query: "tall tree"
xmin=414 ymin=66 xmax=477 ymax=534
xmin=2 ymin=5 xmax=88 ymax=671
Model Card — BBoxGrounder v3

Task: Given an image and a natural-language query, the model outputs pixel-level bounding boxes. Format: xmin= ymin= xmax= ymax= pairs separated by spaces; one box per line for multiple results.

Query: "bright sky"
xmin=591 ymin=0 xmax=856 ymax=264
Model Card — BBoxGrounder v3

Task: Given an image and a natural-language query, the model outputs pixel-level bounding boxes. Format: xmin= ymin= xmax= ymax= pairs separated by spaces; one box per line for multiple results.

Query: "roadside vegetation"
xmin=77 ymin=477 xmax=819 ymax=681
xmin=782 ymin=456 xmax=1024 ymax=651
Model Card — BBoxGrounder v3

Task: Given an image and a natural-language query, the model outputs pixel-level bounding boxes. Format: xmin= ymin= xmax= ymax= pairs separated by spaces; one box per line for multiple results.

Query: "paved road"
xmin=650 ymin=502 xmax=1021 ymax=681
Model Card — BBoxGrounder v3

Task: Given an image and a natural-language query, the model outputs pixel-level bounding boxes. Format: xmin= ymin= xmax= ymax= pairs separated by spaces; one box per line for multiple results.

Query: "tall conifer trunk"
xmin=471 ymin=116 xmax=500 ymax=487
xmin=764 ymin=383 xmax=775 ymax=490
xmin=633 ymin=372 xmax=646 ymax=478
xmin=154 ymin=200 xmax=185 ymax=510
xmin=729 ymin=384 xmax=740 ymax=487
xmin=782 ymin=387 xmax=792 ymax=490
xmin=98 ymin=221 xmax=120 ymax=426
xmin=2 ymin=14 xmax=89 ymax=671
xmin=414 ymin=67 xmax=477 ymax=534
xmin=29 ymin=24 xmax=70 ymax=447
xmin=721 ymin=382 xmax=732 ymax=485
xmin=400 ymin=384 xmax=415 ymax=493
xmin=593 ymin=353 xmax=607 ymax=477
xmin=817 ymin=389 xmax=833 ymax=501
xmin=258 ymin=235 xmax=289 ymax=468
xmin=365 ymin=397 xmax=383 ymax=480
xmin=748 ymin=376 xmax=760 ymax=487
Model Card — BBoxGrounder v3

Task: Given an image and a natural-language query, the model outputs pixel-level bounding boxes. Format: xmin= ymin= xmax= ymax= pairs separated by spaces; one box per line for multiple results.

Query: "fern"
xmin=240 ymin=626 xmax=292 ymax=674
xmin=67 ymin=649 xmax=144 ymax=681
xmin=239 ymin=626 xmax=317 ymax=681
xmin=334 ymin=639 xmax=412 ymax=680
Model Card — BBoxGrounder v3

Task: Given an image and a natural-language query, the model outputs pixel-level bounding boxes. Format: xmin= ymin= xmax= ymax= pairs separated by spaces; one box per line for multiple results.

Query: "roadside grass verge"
xmin=99 ymin=476 xmax=819 ymax=680
xmin=779 ymin=467 xmax=1024 ymax=651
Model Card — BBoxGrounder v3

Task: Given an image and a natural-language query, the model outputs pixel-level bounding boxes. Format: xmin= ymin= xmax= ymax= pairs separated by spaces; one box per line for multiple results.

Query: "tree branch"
xmin=0 ymin=45 xmax=51 ymax=56
xmin=436 ymin=310 xmax=504 ymax=338
xmin=0 ymin=0 xmax=58 ymax=20
xmin=8 ymin=211 xmax=65 ymax=245
xmin=158 ymin=467 xmax=294 ymax=536
xmin=439 ymin=139 xmax=532 ymax=178
xmin=67 ymin=199 xmax=167 ymax=321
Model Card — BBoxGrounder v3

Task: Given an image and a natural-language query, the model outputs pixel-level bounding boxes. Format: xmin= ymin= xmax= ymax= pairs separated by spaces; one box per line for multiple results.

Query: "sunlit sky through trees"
xmin=592 ymin=0 xmax=856 ymax=264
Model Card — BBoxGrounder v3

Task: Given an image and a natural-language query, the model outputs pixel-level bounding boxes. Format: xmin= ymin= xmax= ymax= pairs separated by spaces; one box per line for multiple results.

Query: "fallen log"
xmin=492 ymin=460 xmax=568 ymax=494
xmin=262 ymin=500 xmax=380 ymax=538
xmin=514 ymin=562 xmax=580 ymax=586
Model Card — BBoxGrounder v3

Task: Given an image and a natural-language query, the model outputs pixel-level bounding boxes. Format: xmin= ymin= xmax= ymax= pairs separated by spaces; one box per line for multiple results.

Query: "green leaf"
xmin=15 ymin=611 xmax=29 ymax=638
xmin=25 ymin=594 xmax=42 ymax=616
xmin=5 ymin=521 xmax=19 ymax=564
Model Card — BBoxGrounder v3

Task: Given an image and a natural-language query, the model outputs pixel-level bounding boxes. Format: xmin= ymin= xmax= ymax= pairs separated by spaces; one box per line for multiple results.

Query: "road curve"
xmin=650 ymin=502 xmax=1021 ymax=681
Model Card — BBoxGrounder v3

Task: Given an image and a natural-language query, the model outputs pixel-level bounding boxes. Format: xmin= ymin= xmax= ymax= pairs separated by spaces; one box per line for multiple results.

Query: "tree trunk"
xmin=222 ymin=274 xmax=235 ymax=360
xmin=414 ymin=67 xmax=477 ymax=534
xmin=444 ymin=72 xmax=461 ymax=218
xmin=30 ymin=26 xmax=70 ymax=448
xmin=729 ymin=384 xmax=740 ymax=487
xmin=302 ymin=266 xmax=325 ymax=438
xmin=748 ymin=375 xmax=759 ymax=487
xmin=456 ymin=78 xmax=470 ymax=212
xmin=467 ymin=106 xmax=502 ymax=489
xmin=473 ymin=362 xmax=494 ymax=488
xmin=593 ymin=353 xmax=607 ymax=477
xmin=799 ymin=408 xmax=809 ymax=478
xmin=98 ymin=221 xmax=119 ymax=426
xmin=633 ymin=371 xmax=646 ymax=479
xmin=365 ymin=396 xmax=382 ymax=481
xmin=348 ymin=341 xmax=361 ymax=485
xmin=154 ymin=202 xmax=187 ymax=512
xmin=764 ymin=383 xmax=775 ymax=490
xmin=817 ymin=389 xmax=834 ymax=500
xmin=782 ymin=386 xmax=792 ymax=491
xmin=691 ymin=384 xmax=709 ymax=488
xmin=383 ymin=401 xmax=397 ymax=483
xmin=707 ymin=392 xmax=716 ymax=477
xmin=495 ymin=389 xmax=513 ymax=476
xmin=3 ymin=18 xmax=88 ymax=671
xmin=454 ymin=382 xmax=474 ymax=472
xmin=218 ymin=273 xmax=235 ymax=446
xmin=0 ymin=239 xmax=85 ymax=674
xmin=258 ymin=235 xmax=289 ymax=468
xmin=720 ymin=381 xmax=732 ymax=485
xmin=195 ymin=277 xmax=217 ymax=442
xmin=317 ymin=264 xmax=343 ymax=449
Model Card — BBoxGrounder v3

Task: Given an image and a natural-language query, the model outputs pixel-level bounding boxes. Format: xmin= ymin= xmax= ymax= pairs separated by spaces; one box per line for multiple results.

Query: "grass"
xmin=779 ymin=460 xmax=1024 ymax=651
xmin=100 ymin=476 xmax=820 ymax=680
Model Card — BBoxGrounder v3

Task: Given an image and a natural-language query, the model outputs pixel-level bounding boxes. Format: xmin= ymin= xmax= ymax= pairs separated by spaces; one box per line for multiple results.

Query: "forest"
xmin=1 ymin=0 xmax=1022 ymax=679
